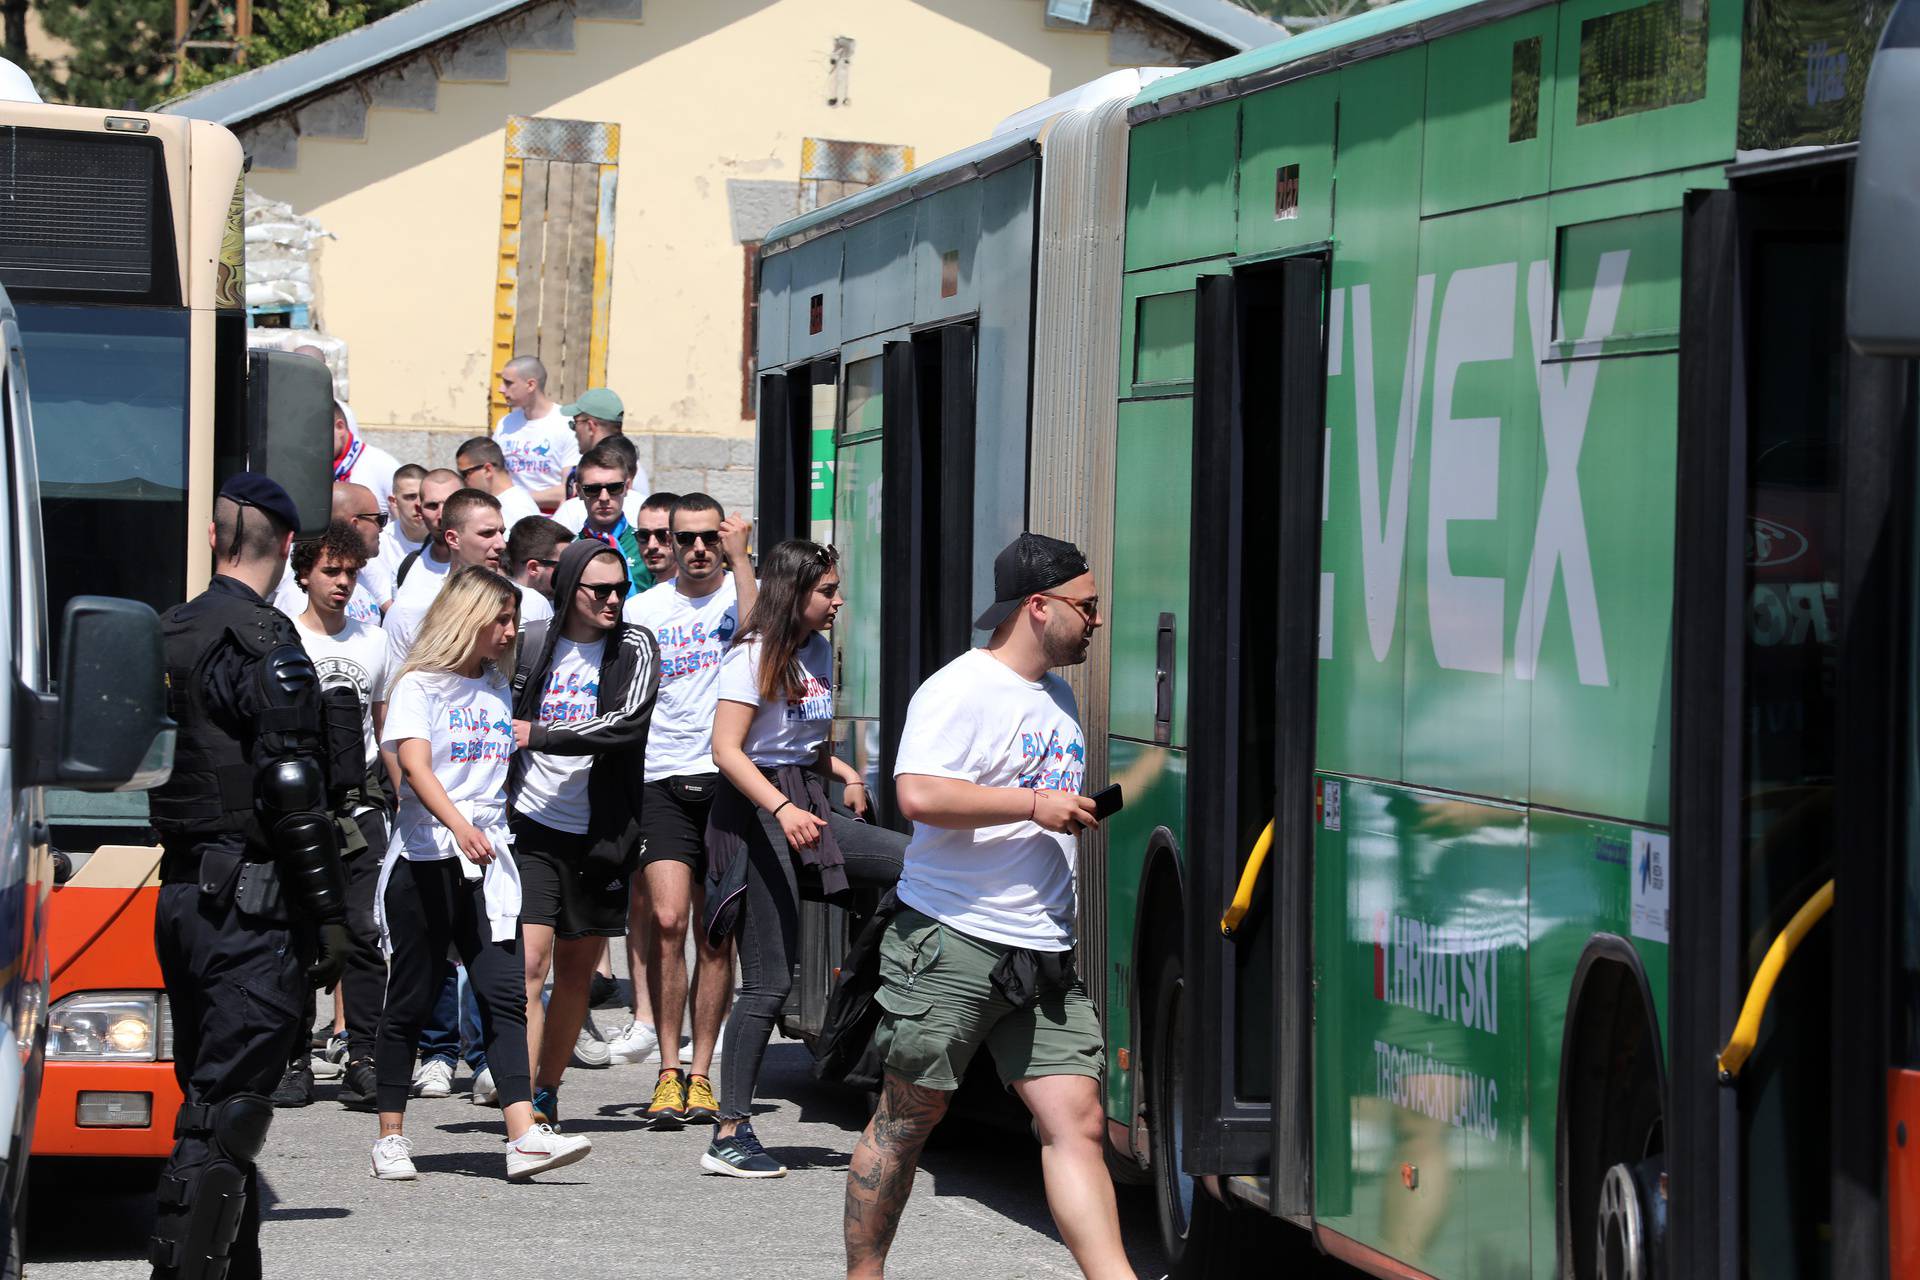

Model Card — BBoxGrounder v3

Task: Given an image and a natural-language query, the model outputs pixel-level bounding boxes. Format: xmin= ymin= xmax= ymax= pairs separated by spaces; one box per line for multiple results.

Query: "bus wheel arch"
xmin=1557 ymin=934 xmax=1668 ymax=1280
xmin=1131 ymin=824 xmax=1187 ymax=1167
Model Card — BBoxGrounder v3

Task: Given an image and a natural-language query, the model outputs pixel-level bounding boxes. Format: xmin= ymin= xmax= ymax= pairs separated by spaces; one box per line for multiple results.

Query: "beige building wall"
xmin=243 ymin=0 xmax=1203 ymax=501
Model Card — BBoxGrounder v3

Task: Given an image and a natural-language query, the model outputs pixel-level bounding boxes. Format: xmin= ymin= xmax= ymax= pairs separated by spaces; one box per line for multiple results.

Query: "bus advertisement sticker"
xmin=1630 ymin=830 xmax=1669 ymax=944
xmin=1322 ymin=779 xmax=1342 ymax=831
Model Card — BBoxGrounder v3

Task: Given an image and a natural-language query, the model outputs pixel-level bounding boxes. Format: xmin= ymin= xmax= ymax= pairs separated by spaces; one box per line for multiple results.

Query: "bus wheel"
xmin=1147 ymin=948 xmax=1257 ymax=1277
xmin=1596 ymin=1154 xmax=1666 ymax=1280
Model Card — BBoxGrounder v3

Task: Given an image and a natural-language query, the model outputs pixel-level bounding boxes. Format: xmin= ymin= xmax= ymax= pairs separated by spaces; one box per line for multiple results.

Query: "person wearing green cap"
xmin=555 ymin=387 xmax=651 ymax=530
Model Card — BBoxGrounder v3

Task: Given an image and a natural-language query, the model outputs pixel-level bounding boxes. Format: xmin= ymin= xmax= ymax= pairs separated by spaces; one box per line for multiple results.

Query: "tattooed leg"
xmin=845 ymin=1073 xmax=951 ymax=1279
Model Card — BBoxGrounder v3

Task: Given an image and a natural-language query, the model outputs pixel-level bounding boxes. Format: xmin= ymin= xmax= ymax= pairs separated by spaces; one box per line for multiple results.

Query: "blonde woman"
xmin=368 ymin=566 xmax=591 ymax=1182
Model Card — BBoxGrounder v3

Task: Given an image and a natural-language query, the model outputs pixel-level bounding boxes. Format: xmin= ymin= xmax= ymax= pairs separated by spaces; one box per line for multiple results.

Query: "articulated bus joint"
xmin=1715 ymin=878 xmax=1834 ymax=1083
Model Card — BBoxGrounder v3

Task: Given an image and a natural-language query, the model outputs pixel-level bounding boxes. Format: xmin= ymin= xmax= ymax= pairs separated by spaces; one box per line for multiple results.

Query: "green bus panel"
xmin=1311 ymin=777 xmax=1530 ymax=1278
xmin=1546 ymin=0 xmax=1742 ymax=191
xmin=1237 ymin=73 xmax=1337 ymax=257
xmin=1314 ymin=50 xmax=1428 ymax=784
xmin=1118 ymin=260 xmax=1229 ymax=401
xmin=833 ymin=436 xmax=882 ymax=721
xmin=1099 ymin=737 xmax=1188 ymax=1122
xmin=1420 ymin=9 xmax=1560 ymax=217
xmin=1109 ymin=397 xmax=1194 ymax=746
xmin=1123 ymin=105 xmax=1239 ymax=272
xmin=1399 ymin=200 xmax=1550 ymax=802
xmin=1526 ymin=809 xmax=1669 ymax=1276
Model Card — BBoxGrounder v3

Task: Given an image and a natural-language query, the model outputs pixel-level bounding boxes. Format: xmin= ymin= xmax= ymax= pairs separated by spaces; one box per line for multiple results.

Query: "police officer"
xmin=147 ymin=474 xmax=365 ymax=1280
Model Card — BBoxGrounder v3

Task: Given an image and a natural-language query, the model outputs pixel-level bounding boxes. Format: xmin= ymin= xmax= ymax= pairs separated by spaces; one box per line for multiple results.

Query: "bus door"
xmin=1183 ymin=254 xmax=1327 ymax=1218
xmin=1670 ymin=154 xmax=1914 ymax=1280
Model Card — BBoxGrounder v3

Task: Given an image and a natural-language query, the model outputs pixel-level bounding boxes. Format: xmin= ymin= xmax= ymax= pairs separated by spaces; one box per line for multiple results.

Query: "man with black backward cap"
xmin=148 ymin=473 xmax=367 ymax=1280
xmin=844 ymin=532 xmax=1123 ymax=1280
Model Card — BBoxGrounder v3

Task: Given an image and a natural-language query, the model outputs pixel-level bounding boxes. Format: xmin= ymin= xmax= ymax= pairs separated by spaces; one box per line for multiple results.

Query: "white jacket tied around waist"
xmin=373 ymin=798 xmax=522 ymax=955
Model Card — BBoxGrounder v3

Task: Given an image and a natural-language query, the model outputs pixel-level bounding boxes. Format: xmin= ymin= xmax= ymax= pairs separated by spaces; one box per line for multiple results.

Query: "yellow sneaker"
xmin=645 ymin=1069 xmax=687 ymax=1128
xmin=683 ymin=1074 xmax=718 ymax=1125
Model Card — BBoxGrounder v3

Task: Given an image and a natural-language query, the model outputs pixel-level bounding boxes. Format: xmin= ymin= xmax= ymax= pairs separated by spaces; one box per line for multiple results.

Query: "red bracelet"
xmin=1029 ymin=789 xmax=1038 ymax=821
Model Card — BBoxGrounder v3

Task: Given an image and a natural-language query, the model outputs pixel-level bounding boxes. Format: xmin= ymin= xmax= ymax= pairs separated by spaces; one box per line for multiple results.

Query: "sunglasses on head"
xmin=675 ymin=530 xmax=722 ymax=548
xmin=577 ymin=579 xmax=628 ymax=603
xmin=580 ymin=482 xmax=626 ymax=499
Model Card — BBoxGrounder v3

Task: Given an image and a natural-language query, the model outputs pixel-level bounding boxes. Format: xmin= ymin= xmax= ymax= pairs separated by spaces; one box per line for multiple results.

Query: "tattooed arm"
xmin=845 ymin=1074 xmax=952 ymax=1279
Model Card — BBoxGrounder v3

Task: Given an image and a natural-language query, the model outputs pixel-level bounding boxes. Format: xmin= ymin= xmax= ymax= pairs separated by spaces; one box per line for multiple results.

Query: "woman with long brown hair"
xmin=701 ymin=539 xmax=904 ymax=1177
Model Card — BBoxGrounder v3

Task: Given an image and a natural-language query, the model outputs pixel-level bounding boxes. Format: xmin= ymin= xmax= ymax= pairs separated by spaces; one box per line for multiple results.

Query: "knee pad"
xmin=149 ymin=1093 xmax=273 ymax=1280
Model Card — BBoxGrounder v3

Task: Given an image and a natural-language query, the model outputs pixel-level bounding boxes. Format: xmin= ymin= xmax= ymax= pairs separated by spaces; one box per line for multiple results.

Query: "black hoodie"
xmin=508 ymin=537 xmax=660 ymax=871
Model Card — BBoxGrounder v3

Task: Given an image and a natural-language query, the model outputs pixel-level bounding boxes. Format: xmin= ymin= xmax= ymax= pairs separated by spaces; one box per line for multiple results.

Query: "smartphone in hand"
xmin=1090 ymin=783 xmax=1125 ymax=821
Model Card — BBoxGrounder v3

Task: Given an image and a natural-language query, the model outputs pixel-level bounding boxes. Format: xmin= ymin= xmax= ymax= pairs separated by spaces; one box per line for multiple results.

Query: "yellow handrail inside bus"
xmin=1220 ymin=820 xmax=1275 ymax=938
xmin=1716 ymin=877 xmax=1834 ymax=1082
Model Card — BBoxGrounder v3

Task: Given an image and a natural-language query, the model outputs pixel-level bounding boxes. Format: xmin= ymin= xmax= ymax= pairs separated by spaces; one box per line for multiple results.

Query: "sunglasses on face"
xmin=675 ymin=530 xmax=722 ymax=549
xmin=638 ymin=526 xmax=673 ymax=545
xmin=580 ymin=482 xmax=626 ymax=499
xmin=1039 ymin=592 xmax=1101 ymax=625
xmin=529 ymin=557 xmax=560 ymax=569
xmin=578 ymin=579 xmax=628 ymax=603
xmin=457 ymin=462 xmax=489 ymax=481
xmin=348 ymin=511 xmax=390 ymax=529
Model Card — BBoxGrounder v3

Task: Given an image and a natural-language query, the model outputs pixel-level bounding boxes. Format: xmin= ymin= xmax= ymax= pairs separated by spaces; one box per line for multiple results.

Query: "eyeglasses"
xmin=580 ymin=482 xmax=627 ymax=499
xmin=578 ymin=579 xmax=628 ymax=603
xmin=1038 ymin=592 xmax=1100 ymax=625
xmin=348 ymin=511 xmax=391 ymax=529
xmin=638 ymin=526 xmax=673 ymax=545
xmin=674 ymin=530 xmax=722 ymax=549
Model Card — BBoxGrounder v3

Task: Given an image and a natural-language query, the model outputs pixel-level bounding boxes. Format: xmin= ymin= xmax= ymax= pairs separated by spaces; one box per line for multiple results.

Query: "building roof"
xmin=159 ymin=0 xmax=1290 ymax=128
xmin=1129 ymin=0 xmax=1492 ymax=120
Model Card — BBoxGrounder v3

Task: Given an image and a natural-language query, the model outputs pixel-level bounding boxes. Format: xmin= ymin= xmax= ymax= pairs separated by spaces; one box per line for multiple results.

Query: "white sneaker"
xmin=470 ymin=1066 xmax=498 ymax=1107
xmin=505 ymin=1124 xmax=592 ymax=1181
xmin=607 ymin=1020 xmax=660 ymax=1064
xmin=412 ymin=1058 xmax=454 ymax=1099
xmin=571 ymin=1020 xmax=611 ymax=1069
xmin=370 ymin=1134 xmax=418 ymax=1181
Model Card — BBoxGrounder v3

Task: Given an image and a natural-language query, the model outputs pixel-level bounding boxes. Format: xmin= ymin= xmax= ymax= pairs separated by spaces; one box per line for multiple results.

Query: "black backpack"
xmin=811 ymin=888 xmax=903 ymax=1092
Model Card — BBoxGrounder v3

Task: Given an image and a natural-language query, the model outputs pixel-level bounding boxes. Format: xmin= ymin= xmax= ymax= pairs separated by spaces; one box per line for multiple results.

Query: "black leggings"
xmin=375 ymin=857 xmax=530 ymax=1114
xmin=717 ymin=795 xmax=906 ymax=1123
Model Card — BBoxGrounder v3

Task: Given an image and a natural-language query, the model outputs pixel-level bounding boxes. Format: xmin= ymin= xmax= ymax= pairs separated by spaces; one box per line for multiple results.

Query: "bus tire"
xmin=1146 ymin=947 xmax=1259 ymax=1277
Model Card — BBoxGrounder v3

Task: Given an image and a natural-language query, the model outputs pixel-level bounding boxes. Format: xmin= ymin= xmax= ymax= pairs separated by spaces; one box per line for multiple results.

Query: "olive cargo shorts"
xmin=871 ymin=906 xmax=1103 ymax=1092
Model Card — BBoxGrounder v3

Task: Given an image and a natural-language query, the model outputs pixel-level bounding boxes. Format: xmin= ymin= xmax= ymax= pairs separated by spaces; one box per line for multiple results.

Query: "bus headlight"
xmin=47 ymin=992 xmax=160 ymax=1061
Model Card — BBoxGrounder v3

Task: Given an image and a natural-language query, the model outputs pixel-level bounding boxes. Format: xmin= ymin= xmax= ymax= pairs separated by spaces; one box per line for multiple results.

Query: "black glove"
xmin=309 ymin=920 xmax=370 ymax=989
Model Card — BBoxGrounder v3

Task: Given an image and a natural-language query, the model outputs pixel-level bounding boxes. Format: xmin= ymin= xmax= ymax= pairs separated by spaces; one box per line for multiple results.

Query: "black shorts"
xmin=511 ymin=811 xmax=628 ymax=938
xmin=638 ymin=774 xmax=718 ymax=871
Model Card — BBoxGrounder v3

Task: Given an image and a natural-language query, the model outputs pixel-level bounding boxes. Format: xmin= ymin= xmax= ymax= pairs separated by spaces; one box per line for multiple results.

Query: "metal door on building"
xmin=492 ymin=115 xmax=619 ymax=417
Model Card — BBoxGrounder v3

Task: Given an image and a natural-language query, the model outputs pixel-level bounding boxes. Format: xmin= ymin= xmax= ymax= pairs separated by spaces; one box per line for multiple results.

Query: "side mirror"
xmin=245 ymin=348 xmax=332 ymax=536
xmin=1846 ymin=0 xmax=1920 ymax=356
xmin=26 ymin=596 xmax=175 ymax=791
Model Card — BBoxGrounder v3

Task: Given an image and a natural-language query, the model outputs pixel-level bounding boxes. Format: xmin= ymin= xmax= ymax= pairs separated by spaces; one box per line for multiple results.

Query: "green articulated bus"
xmin=755 ymin=4 xmax=1920 ymax=1278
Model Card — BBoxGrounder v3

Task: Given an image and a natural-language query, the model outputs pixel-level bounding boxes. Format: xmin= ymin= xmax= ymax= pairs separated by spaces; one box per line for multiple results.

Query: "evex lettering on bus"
xmin=1319 ymin=253 xmax=1626 ymax=685
xmin=1371 ymin=910 xmax=1500 ymax=1035
xmin=1372 ymin=1039 xmax=1500 ymax=1141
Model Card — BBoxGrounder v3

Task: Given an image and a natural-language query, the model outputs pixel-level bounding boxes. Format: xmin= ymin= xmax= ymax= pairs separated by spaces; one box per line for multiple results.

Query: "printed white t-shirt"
xmin=623 ymin=575 xmax=738 ymax=779
xmin=382 ymin=558 xmax=452 ymax=696
xmin=380 ymin=668 xmax=515 ymax=860
xmin=494 ymin=406 xmax=578 ymax=494
xmin=715 ymin=634 xmax=832 ymax=768
xmin=292 ymin=613 xmax=389 ymax=767
xmin=893 ymin=648 xmax=1087 ymax=951
xmin=377 ymin=524 xmax=425 ymax=590
xmin=514 ymin=635 xmax=606 ymax=834
xmin=496 ymin=481 xmax=543 ymax=531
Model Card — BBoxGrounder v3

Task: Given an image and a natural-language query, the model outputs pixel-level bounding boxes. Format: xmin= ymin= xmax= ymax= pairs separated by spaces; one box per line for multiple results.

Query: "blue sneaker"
xmin=532 ymin=1085 xmax=561 ymax=1129
xmin=700 ymin=1121 xmax=787 ymax=1179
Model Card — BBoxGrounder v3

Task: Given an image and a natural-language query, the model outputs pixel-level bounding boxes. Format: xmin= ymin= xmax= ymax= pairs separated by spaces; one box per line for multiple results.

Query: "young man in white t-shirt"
xmin=378 ymin=464 xmax=430 ymax=585
xmin=845 ymin=533 xmax=1123 ymax=1280
xmin=618 ymin=492 xmax=756 ymax=1121
xmin=507 ymin=514 xmax=573 ymax=625
xmin=507 ymin=539 xmax=659 ymax=1130
xmin=285 ymin=523 xmax=394 ymax=1113
xmin=494 ymin=355 xmax=578 ymax=508
xmin=455 ymin=435 xmax=543 ymax=530
xmin=271 ymin=482 xmax=394 ymax=624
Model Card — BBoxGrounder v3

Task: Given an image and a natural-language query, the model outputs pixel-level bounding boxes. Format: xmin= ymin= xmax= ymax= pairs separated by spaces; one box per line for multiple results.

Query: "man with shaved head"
xmin=389 ymin=468 xmax=463 ymax=608
xmin=495 ymin=354 xmax=578 ymax=508
xmin=271 ymin=482 xmax=395 ymax=624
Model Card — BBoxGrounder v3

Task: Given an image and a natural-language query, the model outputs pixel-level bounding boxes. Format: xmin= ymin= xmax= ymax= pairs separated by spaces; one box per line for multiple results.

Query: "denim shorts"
xmin=871 ymin=907 xmax=1102 ymax=1092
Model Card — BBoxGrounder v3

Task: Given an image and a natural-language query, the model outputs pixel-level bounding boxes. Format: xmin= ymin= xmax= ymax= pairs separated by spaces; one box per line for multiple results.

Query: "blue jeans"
xmin=417 ymin=966 xmax=488 ymax=1073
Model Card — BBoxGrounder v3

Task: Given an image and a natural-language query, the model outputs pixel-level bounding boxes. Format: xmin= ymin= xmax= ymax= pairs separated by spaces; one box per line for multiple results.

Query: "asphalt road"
xmin=26 ymin=999 xmax=1178 ymax=1279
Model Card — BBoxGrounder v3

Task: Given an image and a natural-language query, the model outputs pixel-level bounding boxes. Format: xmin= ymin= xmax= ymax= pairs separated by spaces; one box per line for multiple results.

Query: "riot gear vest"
xmin=149 ymin=585 xmax=288 ymax=841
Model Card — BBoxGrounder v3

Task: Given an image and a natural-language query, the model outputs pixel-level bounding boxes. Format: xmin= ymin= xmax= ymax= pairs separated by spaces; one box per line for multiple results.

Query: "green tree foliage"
xmin=30 ymin=0 xmax=413 ymax=108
